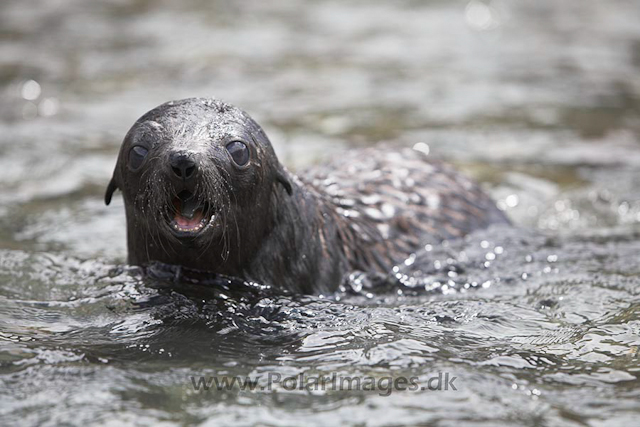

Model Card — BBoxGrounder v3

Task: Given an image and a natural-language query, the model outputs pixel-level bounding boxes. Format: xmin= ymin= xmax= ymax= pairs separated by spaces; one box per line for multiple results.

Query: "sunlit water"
xmin=1 ymin=0 xmax=639 ymax=425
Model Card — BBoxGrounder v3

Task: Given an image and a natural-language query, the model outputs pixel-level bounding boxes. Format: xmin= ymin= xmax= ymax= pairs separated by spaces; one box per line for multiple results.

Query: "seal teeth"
xmin=171 ymin=215 xmax=210 ymax=234
xmin=172 ymin=221 xmax=205 ymax=232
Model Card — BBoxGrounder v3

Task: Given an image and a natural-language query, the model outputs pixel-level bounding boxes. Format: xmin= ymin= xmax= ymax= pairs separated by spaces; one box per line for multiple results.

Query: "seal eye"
xmin=129 ymin=145 xmax=148 ymax=170
xmin=225 ymin=141 xmax=249 ymax=166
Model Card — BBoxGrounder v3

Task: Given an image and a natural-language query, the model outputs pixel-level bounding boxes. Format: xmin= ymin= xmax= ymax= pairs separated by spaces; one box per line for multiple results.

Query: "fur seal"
xmin=105 ymin=98 xmax=508 ymax=293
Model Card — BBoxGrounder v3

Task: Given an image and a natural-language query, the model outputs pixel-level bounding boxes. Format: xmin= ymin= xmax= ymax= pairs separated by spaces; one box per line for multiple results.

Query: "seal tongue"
xmin=180 ymin=197 xmax=200 ymax=219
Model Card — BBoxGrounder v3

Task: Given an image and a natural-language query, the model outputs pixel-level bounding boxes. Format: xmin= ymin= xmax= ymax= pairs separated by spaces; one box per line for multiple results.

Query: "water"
xmin=1 ymin=0 xmax=639 ymax=425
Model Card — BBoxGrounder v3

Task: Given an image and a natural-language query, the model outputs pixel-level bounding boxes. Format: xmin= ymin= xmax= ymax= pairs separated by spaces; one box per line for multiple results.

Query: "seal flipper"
xmin=105 ymin=177 xmax=118 ymax=205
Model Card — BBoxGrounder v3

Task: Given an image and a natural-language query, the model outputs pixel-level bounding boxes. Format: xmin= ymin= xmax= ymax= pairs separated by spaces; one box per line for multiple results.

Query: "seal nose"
xmin=169 ymin=152 xmax=197 ymax=180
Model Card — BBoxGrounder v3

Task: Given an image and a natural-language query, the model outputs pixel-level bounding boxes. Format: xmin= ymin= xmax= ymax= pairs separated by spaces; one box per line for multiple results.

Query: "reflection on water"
xmin=1 ymin=0 xmax=639 ymax=425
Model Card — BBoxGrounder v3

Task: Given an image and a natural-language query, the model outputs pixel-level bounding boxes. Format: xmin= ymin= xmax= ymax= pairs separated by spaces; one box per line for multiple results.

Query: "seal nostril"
xmin=169 ymin=152 xmax=197 ymax=180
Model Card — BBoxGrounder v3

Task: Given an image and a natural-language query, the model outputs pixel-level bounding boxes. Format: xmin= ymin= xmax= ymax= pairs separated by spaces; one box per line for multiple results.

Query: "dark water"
xmin=1 ymin=0 xmax=639 ymax=425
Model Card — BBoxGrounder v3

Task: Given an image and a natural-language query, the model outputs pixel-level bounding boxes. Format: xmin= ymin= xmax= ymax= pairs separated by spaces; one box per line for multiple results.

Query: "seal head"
xmin=106 ymin=98 xmax=292 ymax=279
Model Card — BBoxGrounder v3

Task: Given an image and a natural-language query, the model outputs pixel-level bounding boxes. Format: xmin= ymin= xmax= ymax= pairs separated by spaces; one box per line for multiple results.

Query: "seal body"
xmin=106 ymin=98 xmax=508 ymax=293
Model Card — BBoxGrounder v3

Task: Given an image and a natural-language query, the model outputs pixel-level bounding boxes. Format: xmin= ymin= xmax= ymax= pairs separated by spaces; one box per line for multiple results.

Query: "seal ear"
xmin=105 ymin=177 xmax=119 ymax=205
xmin=276 ymin=169 xmax=293 ymax=196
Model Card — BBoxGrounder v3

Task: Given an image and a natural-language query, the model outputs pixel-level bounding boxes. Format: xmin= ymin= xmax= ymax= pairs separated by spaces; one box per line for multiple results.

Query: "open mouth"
xmin=169 ymin=190 xmax=214 ymax=235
